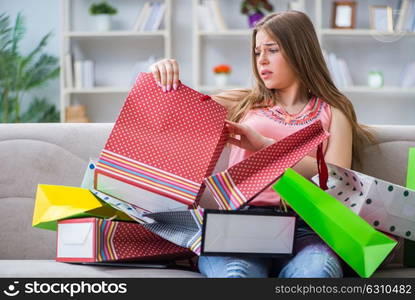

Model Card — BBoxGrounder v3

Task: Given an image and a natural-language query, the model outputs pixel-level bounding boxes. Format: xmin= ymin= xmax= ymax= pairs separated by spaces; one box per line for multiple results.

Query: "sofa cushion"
xmin=1 ymin=260 xmax=414 ymax=278
xmin=354 ymin=125 xmax=415 ymax=185
xmin=0 ymin=260 xmax=204 ymax=278
xmin=0 ymin=124 xmax=112 ymax=259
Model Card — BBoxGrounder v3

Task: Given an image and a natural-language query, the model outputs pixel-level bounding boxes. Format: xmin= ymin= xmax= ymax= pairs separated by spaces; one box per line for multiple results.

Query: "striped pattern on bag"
xmin=96 ymin=150 xmax=201 ymax=205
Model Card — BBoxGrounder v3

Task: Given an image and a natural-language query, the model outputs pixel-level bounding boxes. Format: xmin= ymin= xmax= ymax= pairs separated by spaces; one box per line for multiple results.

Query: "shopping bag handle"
xmin=200 ymin=95 xmax=211 ymax=101
xmin=317 ymin=143 xmax=328 ymax=190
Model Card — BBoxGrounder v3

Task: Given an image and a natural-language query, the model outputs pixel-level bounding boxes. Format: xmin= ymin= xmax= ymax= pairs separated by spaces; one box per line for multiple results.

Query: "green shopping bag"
xmin=407 ymin=148 xmax=415 ymax=190
xmin=404 ymin=148 xmax=415 ymax=267
xmin=273 ymin=168 xmax=397 ymax=278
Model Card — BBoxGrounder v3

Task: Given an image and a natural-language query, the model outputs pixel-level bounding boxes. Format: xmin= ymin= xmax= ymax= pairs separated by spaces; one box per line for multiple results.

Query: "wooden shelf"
xmin=321 ymin=29 xmax=415 ymax=37
xmin=341 ymin=86 xmax=415 ymax=94
xmin=197 ymin=85 xmax=415 ymax=95
xmin=65 ymin=30 xmax=167 ymax=38
xmin=190 ymin=0 xmax=415 ymax=125
xmin=64 ymin=87 xmax=130 ymax=94
xmin=60 ymin=0 xmax=172 ymax=122
xmin=198 ymin=29 xmax=251 ymax=37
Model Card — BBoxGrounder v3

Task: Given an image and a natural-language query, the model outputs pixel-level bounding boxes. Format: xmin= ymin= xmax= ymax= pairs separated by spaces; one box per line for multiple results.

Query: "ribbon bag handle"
xmin=317 ymin=143 xmax=328 ymax=190
xmin=279 ymin=142 xmax=328 ymax=211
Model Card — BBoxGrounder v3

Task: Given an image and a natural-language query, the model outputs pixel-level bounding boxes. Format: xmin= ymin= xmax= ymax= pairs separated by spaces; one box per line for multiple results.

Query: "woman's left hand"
xmin=225 ymin=120 xmax=275 ymax=152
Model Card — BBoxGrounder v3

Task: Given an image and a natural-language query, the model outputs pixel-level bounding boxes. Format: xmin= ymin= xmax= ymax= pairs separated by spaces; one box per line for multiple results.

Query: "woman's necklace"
xmin=277 ymin=100 xmax=310 ymax=123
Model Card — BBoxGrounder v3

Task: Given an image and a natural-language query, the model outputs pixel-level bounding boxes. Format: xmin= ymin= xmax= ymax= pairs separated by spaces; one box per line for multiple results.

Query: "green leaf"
xmin=0 ymin=12 xmax=60 ymax=123
xmin=20 ymin=97 xmax=60 ymax=123
xmin=0 ymin=13 xmax=12 ymax=51
xmin=89 ymin=1 xmax=118 ymax=15
xmin=20 ymin=54 xmax=60 ymax=90
xmin=20 ymin=32 xmax=51 ymax=70
xmin=11 ymin=12 xmax=25 ymax=55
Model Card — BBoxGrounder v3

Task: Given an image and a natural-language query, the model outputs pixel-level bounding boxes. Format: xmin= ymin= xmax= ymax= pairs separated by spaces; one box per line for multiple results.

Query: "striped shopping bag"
xmin=56 ymin=217 xmax=194 ymax=263
xmin=95 ymin=72 xmax=228 ymax=212
xmin=204 ymin=120 xmax=329 ymax=210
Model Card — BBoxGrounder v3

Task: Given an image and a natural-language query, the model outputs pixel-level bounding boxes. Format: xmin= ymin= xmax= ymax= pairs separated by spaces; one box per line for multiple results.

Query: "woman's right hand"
xmin=149 ymin=58 xmax=180 ymax=92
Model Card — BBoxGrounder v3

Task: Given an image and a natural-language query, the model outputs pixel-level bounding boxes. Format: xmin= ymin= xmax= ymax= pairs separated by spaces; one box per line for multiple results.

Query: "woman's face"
xmin=255 ymin=29 xmax=298 ymax=90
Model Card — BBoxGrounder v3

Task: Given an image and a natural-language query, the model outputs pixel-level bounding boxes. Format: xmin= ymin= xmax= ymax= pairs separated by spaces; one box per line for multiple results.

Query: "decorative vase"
xmin=94 ymin=14 xmax=111 ymax=31
xmin=215 ymin=73 xmax=229 ymax=87
xmin=368 ymin=70 xmax=383 ymax=88
xmin=248 ymin=12 xmax=264 ymax=28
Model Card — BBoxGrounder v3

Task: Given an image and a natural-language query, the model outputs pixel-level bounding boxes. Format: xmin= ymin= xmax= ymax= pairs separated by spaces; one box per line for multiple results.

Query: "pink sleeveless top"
xmin=228 ymin=95 xmax=332 ymax=207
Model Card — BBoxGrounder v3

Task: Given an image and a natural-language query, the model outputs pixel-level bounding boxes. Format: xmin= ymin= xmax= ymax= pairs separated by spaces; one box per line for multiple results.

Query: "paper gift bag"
xmin=142 ymin=208 xmax=204 ymax=255
xmin=407 ymin=148 xmax=415 ymax=190
xmin=81 ymin=159 xmax=97 ymax=189
xmin=201 ymin=209 xmax=296 ymax=257
xmin=56 ymin=217 xmax=194 ymax=263
xmin=95 ymin=72 xmax=228 ymax=212
xmin=404 ymin=148 xmax=415 ymax=267
xmin=204 ymin=120 xmax=329 ymax=210
xmin=273 ymin=168 xmax=397 ymax=278
xmin=33 ymin=185 xmax=132 ymax=231
xmin=312 ymin=162 xmax=415 ymax=242
xmin=91 ymin=188 xmax=154 ymax=224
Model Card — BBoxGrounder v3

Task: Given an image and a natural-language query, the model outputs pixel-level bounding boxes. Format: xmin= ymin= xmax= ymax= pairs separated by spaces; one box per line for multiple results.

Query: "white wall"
xmin=2 ymin=0 xmax=414 ymax=124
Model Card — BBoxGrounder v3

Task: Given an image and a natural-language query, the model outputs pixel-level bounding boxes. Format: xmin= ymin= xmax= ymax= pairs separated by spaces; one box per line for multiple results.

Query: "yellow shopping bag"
xmin=32 ymin=184 xmax=132 ymax=230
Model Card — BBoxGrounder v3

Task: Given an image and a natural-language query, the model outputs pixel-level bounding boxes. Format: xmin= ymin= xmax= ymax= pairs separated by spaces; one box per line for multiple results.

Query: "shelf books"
xmin=64 ymin=54 xmax=74 ymax=89
xmin=197 ymin=0 xmax=228 ymax=31
xmin=133 ymin=1 xmax=166 ymax=31
xmin=395 ymin=0 xmax=415 ymax=32
xmin=401 ymin=61 xmax=415 ymax=87
xmin=133 ymin=2 xmax=151 ymax=31
xmin=322 ymin=50 xmax=353 ymax=88
xmin=70 ymin=59 xmax=95 ymax=89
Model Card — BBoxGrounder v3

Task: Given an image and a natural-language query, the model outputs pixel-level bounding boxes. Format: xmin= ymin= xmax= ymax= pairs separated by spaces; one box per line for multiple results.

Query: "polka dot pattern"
xmin=100 ymin=72 xmax=228 ymax=184
xmin=100 ymin=219 xmax=194 ymax=262
xmin=312 ymin=163 xmax=415 ymax=242
xmin=210 ymin=120 xmax=329 ymax=206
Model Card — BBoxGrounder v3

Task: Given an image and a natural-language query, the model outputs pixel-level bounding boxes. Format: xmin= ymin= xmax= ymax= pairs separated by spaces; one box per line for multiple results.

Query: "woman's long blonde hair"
xmin=224 ymin=11 xmax=374 ymax=164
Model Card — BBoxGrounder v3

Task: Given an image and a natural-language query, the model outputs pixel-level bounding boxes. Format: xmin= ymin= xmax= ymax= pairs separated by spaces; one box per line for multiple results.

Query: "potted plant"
xmin=0 ymin=13 xmax=60 ymax=123
xmin=89 ymin=1 xmax=118 ymax=31
xmin=213 ymin=64 xmax=232 ymax=87
xmin=241 ymin=0 xmax=274 ymax=28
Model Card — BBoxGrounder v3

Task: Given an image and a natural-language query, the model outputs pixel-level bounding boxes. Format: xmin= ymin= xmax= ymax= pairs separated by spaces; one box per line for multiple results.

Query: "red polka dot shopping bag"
xmin=94 ymin=72 xmax=228 ymax=212
xmin=204 ymin=120 xmax=330 ymax=210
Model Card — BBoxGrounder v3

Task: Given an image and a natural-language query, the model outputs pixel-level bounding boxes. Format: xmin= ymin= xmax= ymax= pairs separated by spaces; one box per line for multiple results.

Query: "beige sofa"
xmin=0 ymin=123 xmax=414 ymax=277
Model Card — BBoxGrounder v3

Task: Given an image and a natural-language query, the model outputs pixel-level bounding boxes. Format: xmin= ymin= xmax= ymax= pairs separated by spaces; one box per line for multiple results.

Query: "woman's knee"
xmin=198 ymin=255 xmax=269 ymax=278
xmin=278 ymin=245 xmax=343 ymax=278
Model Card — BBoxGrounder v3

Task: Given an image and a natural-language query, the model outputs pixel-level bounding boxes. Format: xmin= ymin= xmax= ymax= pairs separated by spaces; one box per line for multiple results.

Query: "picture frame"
xmin=331 ymin=1 xmax=357 ymax=29
xmin=369 ymin=5 xmax=393 ymax=32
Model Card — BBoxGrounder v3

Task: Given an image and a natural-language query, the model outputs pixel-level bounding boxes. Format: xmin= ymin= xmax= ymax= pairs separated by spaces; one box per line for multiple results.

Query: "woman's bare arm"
xmin=292 ymin=107 xmax=353 ymax=178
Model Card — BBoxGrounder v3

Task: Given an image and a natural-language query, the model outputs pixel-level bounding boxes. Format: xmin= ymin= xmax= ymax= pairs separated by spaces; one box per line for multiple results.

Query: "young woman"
xmin=150 ymin=10 xmax=373 ymax=278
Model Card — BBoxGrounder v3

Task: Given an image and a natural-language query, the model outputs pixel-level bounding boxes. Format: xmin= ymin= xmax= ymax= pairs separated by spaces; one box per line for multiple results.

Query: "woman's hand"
xmin=225 ymin=120 xmax=275 ymax=152
xmin=149 ymin=58 xmax=180 ymax=92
